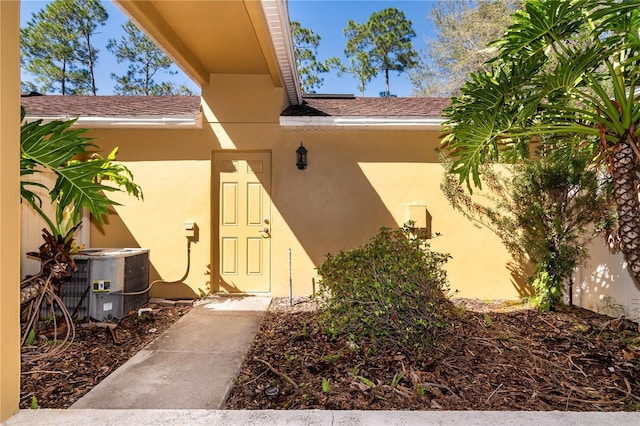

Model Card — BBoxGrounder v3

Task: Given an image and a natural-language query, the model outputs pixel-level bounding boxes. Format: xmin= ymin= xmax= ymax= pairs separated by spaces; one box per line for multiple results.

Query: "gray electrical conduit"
xmin=120 ymin=238 xmax=192 ymax=296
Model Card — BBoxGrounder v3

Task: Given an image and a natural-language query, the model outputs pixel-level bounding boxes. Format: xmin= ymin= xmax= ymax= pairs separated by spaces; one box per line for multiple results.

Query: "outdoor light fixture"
xmin=296 ymin=142 xmax=308 ymax=170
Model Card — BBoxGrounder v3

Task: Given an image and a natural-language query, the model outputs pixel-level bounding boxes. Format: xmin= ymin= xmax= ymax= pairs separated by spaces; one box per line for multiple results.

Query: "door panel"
xmin=221 ymin=238 xmax=238 ymax=275
xmin=213 ymin=151 xmax=271 ymax=293
xmin=222 ymin=183 xmax=238 ymax=225
xmin=247 ymin=238 xmax=263 ymax=275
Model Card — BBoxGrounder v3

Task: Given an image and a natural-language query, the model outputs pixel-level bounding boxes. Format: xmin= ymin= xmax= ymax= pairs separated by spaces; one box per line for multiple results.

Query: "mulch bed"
xmin=18 ymin=297 xmax=640 ymax=411
xmin=19 ymin=304 xmax=192 ymax=409
xmin=225 ymin=299 xmax=640 ymax=411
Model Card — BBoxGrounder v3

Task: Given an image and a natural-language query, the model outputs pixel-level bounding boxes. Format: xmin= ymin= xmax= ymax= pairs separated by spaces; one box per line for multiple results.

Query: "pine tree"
xmin=107 ymin=21 xmax=176 ymax=96
xmin=344 ymin=8 xmax=417 ymax=97
xmin=291 ymin=21 xmax=341 ymax=94
xmin=21 ymin=0 xmax=108 ymax=95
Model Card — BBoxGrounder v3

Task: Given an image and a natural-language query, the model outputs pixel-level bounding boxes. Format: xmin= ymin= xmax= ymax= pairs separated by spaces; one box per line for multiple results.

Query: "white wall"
xmin=572 ymin=238 xmax=640 ymax=320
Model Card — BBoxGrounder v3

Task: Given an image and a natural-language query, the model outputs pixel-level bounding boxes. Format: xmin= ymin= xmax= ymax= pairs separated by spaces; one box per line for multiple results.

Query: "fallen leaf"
xmin=622 ymin=349 xmax=636 ymax=360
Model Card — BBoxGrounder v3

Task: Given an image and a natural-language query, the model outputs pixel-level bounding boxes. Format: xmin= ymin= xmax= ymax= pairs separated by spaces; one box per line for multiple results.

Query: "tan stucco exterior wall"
xmin=0 ymin=1 xmax=21 ymax=421
xmin=88 ymin=73 xmax=524 ymax=301
xmin=271 ymin=130 xmax=521 ymax=299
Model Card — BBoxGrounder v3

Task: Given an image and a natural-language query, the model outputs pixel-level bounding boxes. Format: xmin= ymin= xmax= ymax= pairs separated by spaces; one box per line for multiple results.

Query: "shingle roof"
xmin=19 ymin=94 xmax=450 ymax=120
xmin=281 ymin=96 xmax=450 ymax=117
xmin=20 ymin=95 xmax=201 ymax=117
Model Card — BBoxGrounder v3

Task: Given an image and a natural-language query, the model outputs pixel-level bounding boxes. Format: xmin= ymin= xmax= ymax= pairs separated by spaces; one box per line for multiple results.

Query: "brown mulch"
xmin=225 ymin=298 xmax=640 ymax=411
xmin=18 ymin=297 xmax=640 ymax=411
xmin=19 ymin=304 xmax=192 ymax=409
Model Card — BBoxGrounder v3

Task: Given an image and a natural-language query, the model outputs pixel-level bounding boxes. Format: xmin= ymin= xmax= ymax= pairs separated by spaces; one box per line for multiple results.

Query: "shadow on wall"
xmin=573 ymin=241 xmax=640 ymax=319
xmin=91 ymin=207 xmax=200 ymax=299
xmin=87 ymin=102 xmax=524 ymax=298
xmin=507 ymin=257 xmax=534 ymax=298
xmin=266 ymin=130 xmax=470 ymax=267
xmin=272 ymin=136 xmax=403 ymax=265
xmin=89 ymin=112 xmax=434 ymax=268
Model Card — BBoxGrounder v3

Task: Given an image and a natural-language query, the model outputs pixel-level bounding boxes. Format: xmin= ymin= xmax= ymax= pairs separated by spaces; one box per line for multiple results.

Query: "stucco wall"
xmin=87 ymin=74 xmax=523 ymax=301
xmin=271 ymin=130 xmax=521 ymax=299
xmin=1 ymin=1 xmax=21 ymax=421
xmin=572 ymin=239 xmax=640 ymax=319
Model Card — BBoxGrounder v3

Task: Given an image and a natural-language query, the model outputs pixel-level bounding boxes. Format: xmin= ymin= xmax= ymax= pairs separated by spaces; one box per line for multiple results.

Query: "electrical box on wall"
xmin=184 ymin=221 xmax=197 ymax=238
xmin=408 ymin=205 xmax=432 ymax=239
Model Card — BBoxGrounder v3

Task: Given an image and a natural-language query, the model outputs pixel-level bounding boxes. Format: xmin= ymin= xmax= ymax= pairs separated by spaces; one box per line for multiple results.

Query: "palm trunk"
xmin=21 ymin=280 xmax=42 ymax=305
xmin=611 ymin=142 xmax=640 ymax=284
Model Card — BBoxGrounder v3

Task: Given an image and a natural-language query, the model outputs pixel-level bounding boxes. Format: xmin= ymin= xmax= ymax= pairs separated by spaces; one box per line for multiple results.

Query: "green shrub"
xmin=316 ymin=225 xmax=453 ymax=356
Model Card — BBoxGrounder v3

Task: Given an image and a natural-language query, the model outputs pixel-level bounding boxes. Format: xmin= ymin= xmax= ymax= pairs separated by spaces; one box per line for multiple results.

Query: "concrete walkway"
xmin=71 ymin=296 xmax=271 ymax=410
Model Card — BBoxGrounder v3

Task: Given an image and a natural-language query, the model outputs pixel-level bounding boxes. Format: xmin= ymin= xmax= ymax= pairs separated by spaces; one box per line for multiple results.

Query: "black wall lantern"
xmin=296 ymin=142 xmax=308 ymax=170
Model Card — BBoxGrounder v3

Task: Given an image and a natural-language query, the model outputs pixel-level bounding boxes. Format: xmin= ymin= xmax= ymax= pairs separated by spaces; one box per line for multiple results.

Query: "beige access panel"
xmin=213 ymin=151 xmax=271 ymax=293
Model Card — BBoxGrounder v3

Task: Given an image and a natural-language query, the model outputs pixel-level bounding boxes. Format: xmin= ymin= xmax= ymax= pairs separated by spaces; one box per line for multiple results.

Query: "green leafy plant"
xmin=20 ymin=107 xmax=142 ymax=361
xmin=316 ymin=225 xmax=453 ymax=356
xmin=21 ymin=106 xmax=142 ymax=238
xmin=25 ymin=329 xmax=36 ymax=347
xmin=356 ymin=375 xmax=374 ymax=388
xmin=30 ymin=395 xmax=38 ymax=410
xmin=321 ymin=377 xmax=330 ymax=393
xmin=441 ymin=152 xmax=612 ymax=311
xmin=483 ymin=313 xmax=493 ymax=327
xmin=441 ymin=0 xmax=640 ymax=287
xmin=20 ymin=106 xmax=142 ymax=282
xmin=320 ymin=353 xmax=341 ymax=363
xmin=391 ymin=372 xmax=404 ymax=388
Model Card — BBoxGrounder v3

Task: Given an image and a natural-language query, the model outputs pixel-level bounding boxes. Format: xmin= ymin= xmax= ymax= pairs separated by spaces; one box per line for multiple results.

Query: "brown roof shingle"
xmin=19 ymin=94 xmax=449 ymax=119
xmin=281 ymin=96 xmax=450 ymax=117
xmin=20 ymin=95 xmax=201 ymax=117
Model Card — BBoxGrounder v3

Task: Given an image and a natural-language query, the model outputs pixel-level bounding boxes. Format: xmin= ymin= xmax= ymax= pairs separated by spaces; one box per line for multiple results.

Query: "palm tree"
xmin=442 ymin=0 xmax=640 ymax=284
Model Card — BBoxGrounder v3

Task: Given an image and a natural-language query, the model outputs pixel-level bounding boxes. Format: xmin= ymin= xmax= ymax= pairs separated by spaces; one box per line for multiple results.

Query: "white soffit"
xmin=262 ymin=0 xmax=302 ymax=105
xmin=280 ymin=116 xmax=447 ymax=130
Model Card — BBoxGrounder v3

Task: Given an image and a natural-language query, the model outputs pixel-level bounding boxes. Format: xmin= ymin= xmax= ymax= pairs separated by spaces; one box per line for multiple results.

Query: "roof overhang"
xmin=114 ymin=0 xmax=301 ymax=105
xmin=280 ymin=116 xmax=447 ymax=130
xmin=261 ymin=0 xmax=302 ymax=105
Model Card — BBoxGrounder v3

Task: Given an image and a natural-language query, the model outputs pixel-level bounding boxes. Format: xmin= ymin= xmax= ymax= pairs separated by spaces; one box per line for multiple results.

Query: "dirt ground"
xmin=225 ymin=298 xmax=640 ymax=411
xmin=20 ymin=297 xmax=640 ymax=411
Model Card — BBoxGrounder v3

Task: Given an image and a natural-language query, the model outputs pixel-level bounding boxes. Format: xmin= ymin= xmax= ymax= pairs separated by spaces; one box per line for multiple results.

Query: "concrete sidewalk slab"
xmin=4 ymin=409 xmax=640 ymax=426
xmin=70 ymin=297 xmax=270 ymax=410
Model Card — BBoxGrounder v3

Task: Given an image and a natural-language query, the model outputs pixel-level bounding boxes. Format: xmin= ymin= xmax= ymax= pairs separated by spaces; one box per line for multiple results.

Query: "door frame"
xmin=211 ymin=149 xmax=273 ymax=294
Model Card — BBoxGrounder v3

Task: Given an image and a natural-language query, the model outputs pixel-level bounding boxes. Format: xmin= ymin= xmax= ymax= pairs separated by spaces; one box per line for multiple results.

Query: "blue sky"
xmin=289 ymin=0 xmax=436 ymax=96
xmin=20 ymin=0 xmax=437 ymax=97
